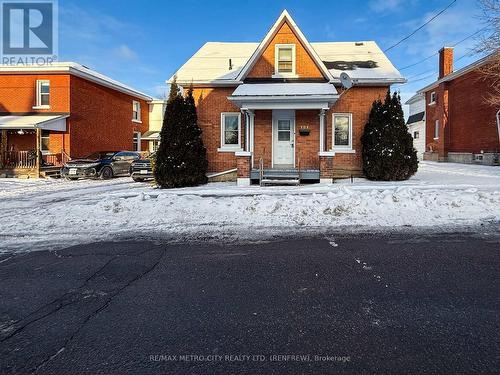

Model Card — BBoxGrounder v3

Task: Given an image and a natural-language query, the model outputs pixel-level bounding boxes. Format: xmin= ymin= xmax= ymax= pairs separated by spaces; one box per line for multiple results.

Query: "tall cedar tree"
xmin=154 ymin=80 xmax=208 ymax=187
xmin=361 ymin=91 xmax=418 ymax=180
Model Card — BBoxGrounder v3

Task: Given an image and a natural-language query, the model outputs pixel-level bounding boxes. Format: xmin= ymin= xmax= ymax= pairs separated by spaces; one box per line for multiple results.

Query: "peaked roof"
xmin=236 ymin=10 xmax=333 ymax=82
xmin=168 ymin=11 xmax=405 ymax=86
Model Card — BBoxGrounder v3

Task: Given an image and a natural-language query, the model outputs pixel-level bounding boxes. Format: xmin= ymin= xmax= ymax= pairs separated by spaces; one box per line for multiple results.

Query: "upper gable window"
xmin=274 ymin=44 xmax=296 ymax=77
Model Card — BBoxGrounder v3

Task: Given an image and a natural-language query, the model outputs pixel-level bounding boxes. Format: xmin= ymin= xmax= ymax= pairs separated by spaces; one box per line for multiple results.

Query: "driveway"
xmin=1 ymin=232 xmax=499 ymax=374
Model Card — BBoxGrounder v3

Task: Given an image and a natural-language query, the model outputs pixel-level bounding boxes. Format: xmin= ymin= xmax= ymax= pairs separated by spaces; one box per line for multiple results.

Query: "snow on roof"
xmin=171 ymin=41 xmax=404 ymax=85
xmin=173 ymin=42 xmax=259 ymax=84
xmin=404 ymin=92 xmax=424 ymax=105
xmin=231 ymin=83 xmax=337 ymax=97
xmin=311 ymin=41 xmax=404 ymax=83
xmin=0 ymin=62 xmax=153 ymax=101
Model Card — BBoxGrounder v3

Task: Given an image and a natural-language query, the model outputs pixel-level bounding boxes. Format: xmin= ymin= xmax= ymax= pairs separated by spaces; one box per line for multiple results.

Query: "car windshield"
xmin=85 ymin=152 xmax=116 ymax=160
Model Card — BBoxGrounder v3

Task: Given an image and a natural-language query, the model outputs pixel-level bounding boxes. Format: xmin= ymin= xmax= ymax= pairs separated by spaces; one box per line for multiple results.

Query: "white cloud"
xmin=369 ymin=0 xmax=405 ymax=13
xmin=113 ymin=44 xmax=137 ymax=60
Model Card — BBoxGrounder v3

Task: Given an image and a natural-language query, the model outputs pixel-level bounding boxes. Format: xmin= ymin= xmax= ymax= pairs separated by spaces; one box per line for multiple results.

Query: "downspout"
xmin=497 ymin=109 xmax=500 ymax=148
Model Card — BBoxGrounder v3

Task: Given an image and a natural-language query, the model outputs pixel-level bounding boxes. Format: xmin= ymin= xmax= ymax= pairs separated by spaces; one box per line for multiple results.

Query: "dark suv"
xmin=130 ymin=153 xmax=154 ymax=182
xmin=61 ymin=151 xmax=141 ymax=180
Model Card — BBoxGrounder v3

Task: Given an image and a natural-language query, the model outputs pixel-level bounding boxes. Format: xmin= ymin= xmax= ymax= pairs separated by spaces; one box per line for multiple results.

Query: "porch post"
xmin=35 ymin=128 xmax=41 ymax=178
xmin=319 ymin=108 xmax=327 ymax=152
xmin=249 ymin=110 xmax=255 ymax=166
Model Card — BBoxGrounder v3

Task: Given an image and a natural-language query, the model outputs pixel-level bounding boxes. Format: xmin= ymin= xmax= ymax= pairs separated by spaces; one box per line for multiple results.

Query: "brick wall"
xmin=192 ymin=86 xmax=388 ymax=174
xmin=253 ymin=110 xmax=272 ymax=168
xmin=69 ymin=75 xmax=149 ymax=158
xmin=327 ymin=86 xmax=388 ymax=174
xmin=425 ymin=67 xmax=500 ymax=156
xmin=247 ymin=21 xmax=325 ymax=79
xmin=296 ymin=110 xmax=320 ymax=169
xmin=190 ymin=87 xmax=245 ymax=172
xmin=0 ymin=74 xmax=70 ymax=113
xmin=0 ymin=73 xmax=150 ymax=160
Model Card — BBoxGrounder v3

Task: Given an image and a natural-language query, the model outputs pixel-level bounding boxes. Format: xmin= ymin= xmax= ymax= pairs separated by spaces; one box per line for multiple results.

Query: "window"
xmin=220 ymin=113 xmax=241 ymax=150
xmin=152 ymin=140 xmax=159 ymax=152
xmin=132 ymin=101 xmax=141 ymax=122
xmin=434 ymin=120 xmax=439 ymax=139
xmin=133 ymin=131 xmax=141 ymax=151
xmin=413 ymin=131 xmax=419 ymax=139
xmin=36 ymin=80 xmax=50 ymax=107
xmin=274 ymin=44 xmax=296 ymax=76
xmin=277 ymin=120 xmax=292 ymax=141
xmin=41 ymin=130 xmax=50 ymax=153
xmin=333 ymin=113 xmax=352 ymax=149
xmin=429 ymin=92 xmax=436 ymax=104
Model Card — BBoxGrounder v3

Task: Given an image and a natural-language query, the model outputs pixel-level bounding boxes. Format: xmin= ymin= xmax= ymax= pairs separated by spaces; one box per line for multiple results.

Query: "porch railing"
xmin=0 ymin=150 xmax=71 ymax=169
xmin=1 ymin=151 xmax=36 ymax=169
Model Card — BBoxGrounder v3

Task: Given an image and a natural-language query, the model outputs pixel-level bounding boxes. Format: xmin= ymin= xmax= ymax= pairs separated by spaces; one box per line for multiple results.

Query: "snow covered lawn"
xmin=1 ymin=161 xmax=499 ymax=253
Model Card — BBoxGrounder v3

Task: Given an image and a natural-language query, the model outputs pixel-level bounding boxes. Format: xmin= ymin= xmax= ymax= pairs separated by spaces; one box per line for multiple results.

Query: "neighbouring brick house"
xmin=170 ymin=10 xmax=405 ymax=185
xmin=418 ymin=48 xmax=500 ymax=165
xmin=0 ymin=62 xmax=153 ymax=177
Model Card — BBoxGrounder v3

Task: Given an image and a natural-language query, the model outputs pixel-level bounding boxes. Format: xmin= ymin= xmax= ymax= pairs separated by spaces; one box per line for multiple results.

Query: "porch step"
xmin=261 ymin=179 xmax=300 ymax=186
xmin=262 ymin=173 xmax=300 ymax=180
xmin=40 ymin=167 xmax=62 ymax=179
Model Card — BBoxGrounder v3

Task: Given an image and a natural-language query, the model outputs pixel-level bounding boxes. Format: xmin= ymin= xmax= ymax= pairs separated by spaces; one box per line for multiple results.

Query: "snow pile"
xmin=0 ymin=162 xmax=499 ymax=252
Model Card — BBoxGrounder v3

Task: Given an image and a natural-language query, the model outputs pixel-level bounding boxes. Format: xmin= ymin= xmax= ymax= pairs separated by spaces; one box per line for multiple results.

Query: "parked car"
xmin=61 ymin=151 xmax=141 ymax=180
xmin=130 ymin=154 xmax=154 ymax=182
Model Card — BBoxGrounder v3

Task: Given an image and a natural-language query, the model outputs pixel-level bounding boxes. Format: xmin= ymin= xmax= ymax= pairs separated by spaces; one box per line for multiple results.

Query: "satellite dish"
xmin=340 ymin=72 xmax=353 ymax=89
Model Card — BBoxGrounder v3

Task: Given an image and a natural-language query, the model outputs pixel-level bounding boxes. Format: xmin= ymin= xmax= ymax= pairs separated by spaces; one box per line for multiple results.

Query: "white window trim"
xmin=133 ymin=131 xmax=141 ymax=152
xmin=273 ymin=44 xmax=297 ymax=78
xmin=132 ymin=100 xmax=142 ymax=123
xmin=429 ymin=91 xmax=436 ymax=106
xmin=40 ymin=130 xmax=50 ymax=155
xmin=434 ymin=120 xmax=439 ymax=140
xmin=331 ymin=113 xmax=353 ymax=152
xmin=219 ymin=112 xmax=242 ymax=152
xmin=34 ymin=80 xmax=50 ymax=109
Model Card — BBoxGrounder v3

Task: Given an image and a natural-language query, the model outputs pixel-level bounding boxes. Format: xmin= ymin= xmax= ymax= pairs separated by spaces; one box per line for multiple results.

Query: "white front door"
xmin=272 ymin=112 xmax=295 ymax=167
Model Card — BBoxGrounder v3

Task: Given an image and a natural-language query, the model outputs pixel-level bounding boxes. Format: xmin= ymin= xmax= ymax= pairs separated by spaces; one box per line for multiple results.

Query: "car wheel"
xmin=100 ymin=167 xmax=114 ymax=180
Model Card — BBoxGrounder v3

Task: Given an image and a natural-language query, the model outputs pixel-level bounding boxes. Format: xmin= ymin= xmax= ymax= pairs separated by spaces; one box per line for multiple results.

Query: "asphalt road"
xmin=0 ymin=232 xmax=499 ymax=374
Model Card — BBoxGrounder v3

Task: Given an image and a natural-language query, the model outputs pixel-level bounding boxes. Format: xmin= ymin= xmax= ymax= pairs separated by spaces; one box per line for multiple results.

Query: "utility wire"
xmin=398 ymin=26 xmax=491 ymax=70
xmin=398 ymin=51 xmax=479 ymax=87
xmin=384 ymin=0 xmax=457 ymax=52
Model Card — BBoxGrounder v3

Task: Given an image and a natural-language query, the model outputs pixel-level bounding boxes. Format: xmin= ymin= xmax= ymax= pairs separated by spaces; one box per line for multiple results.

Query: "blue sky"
xmin=58 ymin=0 xmax=487 ymax=107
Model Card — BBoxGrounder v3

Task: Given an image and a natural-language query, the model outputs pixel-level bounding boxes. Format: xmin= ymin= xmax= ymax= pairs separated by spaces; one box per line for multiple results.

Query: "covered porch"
xmin=228 ymin=83 xmax=338 ymax=185
xmin=0 ymin=114 xmax=70 ymax=177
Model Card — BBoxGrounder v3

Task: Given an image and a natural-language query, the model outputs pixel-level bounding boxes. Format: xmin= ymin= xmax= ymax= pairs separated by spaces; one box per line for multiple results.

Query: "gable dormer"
xmin=238 ymin=10 xmax=332 ymax=82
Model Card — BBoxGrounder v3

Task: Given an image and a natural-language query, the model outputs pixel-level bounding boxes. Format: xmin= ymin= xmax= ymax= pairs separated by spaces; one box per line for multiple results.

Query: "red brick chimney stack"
xmin=439 ymin=47 xmax=454 ymax=79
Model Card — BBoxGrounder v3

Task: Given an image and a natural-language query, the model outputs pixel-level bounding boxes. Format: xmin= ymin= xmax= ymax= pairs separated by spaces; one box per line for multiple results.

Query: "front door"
xmin=273 ymin=114 xmax=295 ymax=167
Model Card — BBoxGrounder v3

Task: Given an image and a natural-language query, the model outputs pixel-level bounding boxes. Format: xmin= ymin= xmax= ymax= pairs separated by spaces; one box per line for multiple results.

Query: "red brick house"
xmin=170 ymin=10 xmax=405 ymax=185
xmin=419 ymin=48 xmax=500 ymax=165
xmin=0 ymin=62 xmax=153 ymax=177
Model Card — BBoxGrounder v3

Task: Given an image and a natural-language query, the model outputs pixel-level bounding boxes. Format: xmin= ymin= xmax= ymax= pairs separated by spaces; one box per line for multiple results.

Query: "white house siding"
xmin=406 ymin=93 xmax=426 ymax=160
xmin=408 ymin=121 xmax=426 ymax=160
xmin=147 ymin=100 xmax=166 ymax=152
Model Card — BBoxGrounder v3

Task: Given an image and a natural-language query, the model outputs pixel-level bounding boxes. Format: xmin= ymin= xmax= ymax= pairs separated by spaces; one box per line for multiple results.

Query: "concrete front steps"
xmin=40 ymin=166 xmax=62 ymax=179
xmin=260 ymin=169 xmax=300 ymax=186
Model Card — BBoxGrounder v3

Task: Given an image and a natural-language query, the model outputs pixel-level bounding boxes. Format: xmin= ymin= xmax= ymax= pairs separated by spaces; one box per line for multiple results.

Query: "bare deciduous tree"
xmin=476 ymin=0 xmax=500 ymax=106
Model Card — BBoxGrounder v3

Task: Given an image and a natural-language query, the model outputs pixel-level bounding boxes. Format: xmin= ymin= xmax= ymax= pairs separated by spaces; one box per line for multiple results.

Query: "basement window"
xmin=413 ymin=131 xmax=419 ymax=139
xmin=220 ymin=112 xmax=241 ymax=151
xmin=274 ymin=44 xmax=296 ymax=77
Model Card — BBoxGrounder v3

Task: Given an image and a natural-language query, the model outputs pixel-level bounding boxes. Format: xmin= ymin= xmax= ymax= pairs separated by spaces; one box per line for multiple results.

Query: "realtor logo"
xmin=1 ymin=0 xmax=57 ymax=64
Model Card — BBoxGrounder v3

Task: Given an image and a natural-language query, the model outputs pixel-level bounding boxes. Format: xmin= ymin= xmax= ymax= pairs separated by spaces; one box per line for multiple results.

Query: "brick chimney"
xmin=439 ymin=47 xmax=453 ymax=79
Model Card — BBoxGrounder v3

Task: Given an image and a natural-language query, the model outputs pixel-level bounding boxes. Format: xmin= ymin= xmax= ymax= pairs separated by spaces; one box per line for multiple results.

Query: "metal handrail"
xmin=259 ymin=156 xmax=264 ymax=187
